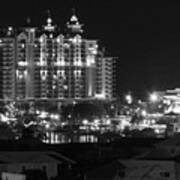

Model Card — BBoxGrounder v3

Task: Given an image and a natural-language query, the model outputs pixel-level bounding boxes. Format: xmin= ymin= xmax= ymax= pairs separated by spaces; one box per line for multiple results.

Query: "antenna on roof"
xmin=46 ymin=9 xmax=51 ymax=18
xmin=26 ymin=17 xmax=31 ymax=26
xmin=72 ymin=8 xmax=76 ymax=15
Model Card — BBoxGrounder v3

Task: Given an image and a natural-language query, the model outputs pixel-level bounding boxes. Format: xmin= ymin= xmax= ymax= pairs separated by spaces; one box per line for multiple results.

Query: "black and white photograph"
xmin=0 ymin=0 xmax=180 ymax=179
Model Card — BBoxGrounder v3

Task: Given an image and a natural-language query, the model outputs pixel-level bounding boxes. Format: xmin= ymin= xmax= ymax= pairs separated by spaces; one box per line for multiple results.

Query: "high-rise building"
xmin=0 ymin=12 xmax=116 ymax=102
xmin=96 ymin=49 xmax=117 ymax=100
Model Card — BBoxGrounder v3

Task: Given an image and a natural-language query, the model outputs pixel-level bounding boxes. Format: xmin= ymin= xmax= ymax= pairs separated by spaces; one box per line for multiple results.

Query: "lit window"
xmin=63 ymin=85 xmax=68 ymax=90
xmin=86 ymin=56 xmax=95 ymax=66
xmin=18 ymin=61 xmax=27 ymax=66
xmin=57 ymin=38 xmax=60 ymax=43
xmin=21 ymin=44 xmax=25 ymax=48
xmin=53 ymin=75 xmax=57 ymax=79
xmin=64 ymin=43 xmax=70 ymax=48
xmin=39 ymin=37 xmax=44 ymax=43
xmin=56 ymin=61 xmax=65 ymax=66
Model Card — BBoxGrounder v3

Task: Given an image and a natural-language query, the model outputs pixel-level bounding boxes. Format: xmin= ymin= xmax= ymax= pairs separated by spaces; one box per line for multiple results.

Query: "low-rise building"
xmin=0 ymin=151 xmax=76 ymax=180
xmin=118 ymin=136 xmax=180 ymax=180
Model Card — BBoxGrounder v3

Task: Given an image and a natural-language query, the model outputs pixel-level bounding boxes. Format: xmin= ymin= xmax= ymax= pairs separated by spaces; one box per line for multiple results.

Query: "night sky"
xmin=0 ymin=0 xmax=180 ymax=98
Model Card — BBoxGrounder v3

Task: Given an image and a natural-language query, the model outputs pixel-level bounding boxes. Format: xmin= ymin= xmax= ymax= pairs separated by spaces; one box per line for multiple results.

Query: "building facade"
xmin=0 ymin=13 xmax=116 ymax=102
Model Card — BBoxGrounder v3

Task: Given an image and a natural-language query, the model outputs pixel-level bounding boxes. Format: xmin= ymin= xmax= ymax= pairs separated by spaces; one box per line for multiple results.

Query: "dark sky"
xmin=0 ymin=0 xmax=180 ymax=98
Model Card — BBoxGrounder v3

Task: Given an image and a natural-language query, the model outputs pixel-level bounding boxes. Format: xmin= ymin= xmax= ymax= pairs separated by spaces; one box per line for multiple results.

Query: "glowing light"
xmin=56 ymin=38 xmax=60 ymax=43
xmin=111 ymin=105 xmax=115 ymax=110
xmin=71 ymin=15 xmax=78 ymax=22
xmin=44 ymin=17 xmax=55 ymax=31
xmin=41 ymin=76 xmax=46 ymax=81
xmin=171 ymin=104 xmax=180 ymax=114
xmin=45 ymin=123 xmax=50 ymax=129
xmin=88 ymin=47 xmax=97 ymax=55
xmin=82 ymin=119 xmax=88 ymax=125
xmin=71 ymin=38 xmax=77 ymax=44
xmin=151 ymin=119 xmax=156 ymax=124
xmin=163 ymin=99 xmax=171 ymax=105
xmin=106 ymin=119 xmax=111 ymax=125
xmin=150 ymin=92 xmax=158 ymax=102
xmin=37 ymin=61 xmax=46 ymax=66
xmin=56 ymin=60 xmax=65 ymax=66
xmin=74 ymin=70 xmax=81 ymax=77
xmin=87 ymin=56 xmax=95 ymax=66
xmin=36 ymin=110 xmax=40 ymax=114
xmin=0 ymin=114 xmax=8 ymax=122
xmin=39 ymin=111 xmax=48 ymax=118
xmin=125 ymin=94 xmax=133 ymax=104
xmin=18 ymin=61 xmax=27 ymax=66
xmin=16 ymin=70 xmax=25 ymax=80
xmin=70 ymin=36 xmax=82 ymax=44
xmin=21 ymin=44 xmax=25 ymax=48
xmin=40 ymin=70 xmax=47 ymax=77
xmin=74 ymin=61 xmax=82 ymax=66
xmin=95 ymin=93 xmax=106 ymax=99
xmin=141 ymin=110 xmax=147 ymax=117
xmin=47 ymin=17 xmax=52 ymax=24
xmin=57 ymin=70 xmax=65 ymax=77
xmin=63 ymin=85 xmax=68 ymax=90
xmin=24 ymin=121 xmax=37 ymax=128
xmin=73 ymin=101 xmax=77 ymax=105
xmin=64 ymin=43 xmax=70 ymax=48
xmin=94 ymin=119 xmax=100 ymax=125
xmin=39 ymin=37 xmax=44 ymax=43
xmin=50 ymin=114 xmax=59 ymax=120
xmin=18 ymin=74 xmax=24 ymax=79
xmin=49 ymin=34 xmax=53 ymax=38
xmin=8 ymin=26 xmax=13 ymax=31
xmin=53 ymin=75 xmax=57 ymax=79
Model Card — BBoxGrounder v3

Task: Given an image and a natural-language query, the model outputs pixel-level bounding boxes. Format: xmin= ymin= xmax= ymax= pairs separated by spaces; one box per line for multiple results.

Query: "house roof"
xmin=85 ymin=161 xmax=119 ymax=179
xmin=156 ymin=134 xmax=180 ymax=147
xmin=136 ymin=148 xmax=174 ymax=160
xmin=0 ymin=151 xmax=76 ymax=164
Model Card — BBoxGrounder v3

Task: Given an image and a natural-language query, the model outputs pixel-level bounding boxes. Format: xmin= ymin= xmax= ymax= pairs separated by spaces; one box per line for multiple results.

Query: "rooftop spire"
xmin=70 ymin=8 xmax=78 ymax=22
xmin=44 ymin=10 xmax=55 ymax=32
xmin=46 ymin=10 xmax=52 ymax=25
xmin=66 ymin=9 xmax=83 ymax=35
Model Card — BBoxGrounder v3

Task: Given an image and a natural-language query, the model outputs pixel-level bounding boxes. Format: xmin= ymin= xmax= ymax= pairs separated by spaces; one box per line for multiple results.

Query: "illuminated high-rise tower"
xmin=0 ymin=12 xmax=116 ymax=102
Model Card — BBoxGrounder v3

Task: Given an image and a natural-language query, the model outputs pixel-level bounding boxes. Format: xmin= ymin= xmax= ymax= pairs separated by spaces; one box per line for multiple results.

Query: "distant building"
xmin=96 ymin=49 xmax=117 ymax=100
xmin=163 ymin=88 xmax=180 ymax=114
xmin=0 ymin=12 xmax=117 ymax=103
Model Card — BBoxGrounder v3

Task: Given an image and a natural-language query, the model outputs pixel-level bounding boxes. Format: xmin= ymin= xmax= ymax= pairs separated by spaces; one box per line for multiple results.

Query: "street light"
xmin=149 ymin=92 xmax=158 ymax=102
